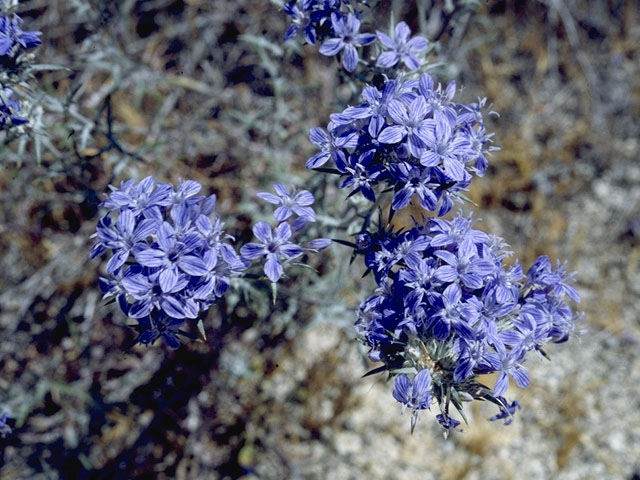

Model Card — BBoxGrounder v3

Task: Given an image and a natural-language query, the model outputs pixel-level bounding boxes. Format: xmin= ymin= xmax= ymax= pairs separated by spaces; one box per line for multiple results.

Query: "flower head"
xmin=353 ymin=212 xmax=580 ymax=430
xmin=307 ymin=73 xmax=497 ymax=211
xmin=92 ymin=178 xmax=246 ymax=346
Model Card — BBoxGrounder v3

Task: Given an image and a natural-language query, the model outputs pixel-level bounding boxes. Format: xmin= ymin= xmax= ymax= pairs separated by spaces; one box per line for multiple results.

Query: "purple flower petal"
xmin=257 ymin=192 xmax=281 ymax=204
xmin=319 ymin=37 xmax=344 ymax=56
xmin=393 ymin=374 xmax=411 ymax=405
xmin=135 ymin=248 xmax=165 ymax=268
xmin=294 ymin=190 xmax=314 ymax=206
xmin=378 ymin=125 xmax=407 ymax=144
xmin=252 ymin=221 xmax=272 ymax=244
xmin=275 ymin=222 xmax=292 ymax=241
xmin=306 ymin=238 xmax=331 ymax=250
xmin=106 ymin=249 xmax=129 ymax=274
xmin=342 ymin=44 xmax=358 ymax=72
xmin=159 ymin=266 xmax=179 ymax=293
xmin=392 ymin=187 xmax=413 ymax=211
xmin=274 ymin=206 xmax=294 ymax=222
xmin=240 ymin=242 xmax=267 ymax=260
xmin=279 ymin=244 xmax=303 ymax=259
xmin=178 ymin=255 xmax=209 ymax=276
xmin=376 ymin=31 xmax=395 ymax=49
xmin=376 ymin=50 xmax=399 ymax=68
xmin=264 ymin=253 xmax=283 ymax=282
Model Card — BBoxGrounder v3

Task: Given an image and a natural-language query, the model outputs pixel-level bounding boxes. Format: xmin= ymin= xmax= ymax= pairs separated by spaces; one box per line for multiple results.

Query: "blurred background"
xmin=1 ymin=0 xmax=639 ymax=478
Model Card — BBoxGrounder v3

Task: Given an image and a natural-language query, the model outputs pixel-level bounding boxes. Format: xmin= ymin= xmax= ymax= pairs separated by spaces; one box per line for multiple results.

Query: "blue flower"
xmin=428 ymin=283 xmax=476 ymax=340
xmin=453 ymin=335 xmax=494 ymax=382
xmin=463 ymin=125 xmax=497 ymax=176
xmin=436 ymin=414 xmax=460 ymax=430
xmin=0 ymin=87 xmax=27 ymax=127
xmin=350 ymin=211 xmax=580 ymax=429
xmin=292 ymin=2 xmax=582 ymax=430
xmin=429 ymin=214 xmax=488 ymax=249
xmin=282 ymin=0 xmax=343 ymax=45
xmin=304 ymin=237 xmax=332 ymax=251
xmin=549 ymin=261 xmax=581 ymax=302
xmin=121 ymin=267 xmax=194 ymax=319
xmin=134 ymin=221 xmax=208 ymax=292
xmin=488 ymin=340 xmax=530 ymax=397
xmin=486 ymin=262 xmax=523 ymax=304
xmin=336 ymin=149 xmax=384 ymax=202
xmin=489 ymin=397 xmax=521 ymax=425
xmin=101 ymin=176 xmax=172 ymax=219
xmin=398 ymin=257 xmax=440 ymax=306
xmin=168 ymin=178 xmax=203 ymax=206
xmin=98 ymin=266 xmax=139 ymax=316
xmin=191 ymin=246 xmax=247 ymax=299
xmin=91 ymin=209 xmax=157 ymax=274
xmin=0 ymin=13 xmax=41 ymax=57
xmin=376 ymin=21 xmax=428 ymax=71
xmin=335 ymin=81 xmax=399 ymax=137
xmin=389 ymin=163 xmax=437 ymax=211
xmin=0 ymin=411 xmax=11 ymax=438
xmin=92 ymin=178 xmax=248 ymax=345
xmin=257 ymin=183 xmax=316 ymax=222
xmin=499 ymin=312 xmax=548 ymax=358
xmin=132 ymin=312 xmax=189 ymax=349
xmin=433 ymin=241 xmax=496 ymax=289
xmin=392 ymin=369 xmax=432 ymax=413
xmin=378 ymin=96 xmax=433 ymax=157
xmin=283 ymin=0 xmax=318 ymax=44
xmin=418 ymin=73 xmax=458 ymax=125
xmin=319 ymin=13 xmax=376 ymax=72
xmin=306 ymin=126 xmax=352 ymax=168
xmin=307 ymin=74 xmax=500 ymax=216
xmin=394 ymin=233 xmax=430 ymax=266
xmin=240 ymin=222 xmax=304 ymax=282
xmin=420 ymin=119 xmax=470 ymax=181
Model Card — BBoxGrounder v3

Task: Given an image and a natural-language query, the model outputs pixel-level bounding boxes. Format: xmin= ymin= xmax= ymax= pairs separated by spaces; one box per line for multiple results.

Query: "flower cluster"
xmin=283 ymin=2 xmax=428 ymax=74
xmin=355 ymin=213 xmax=580 ymax=429
xmin=91 ymin=178 xmax=330 ymax=348
xmin=308 ymin=74 xmax=497 ymax=215
xmin=280 ymin=1 xmax=581 ymax=433
xmin=90 ymin=177 xmax=247 ymax=348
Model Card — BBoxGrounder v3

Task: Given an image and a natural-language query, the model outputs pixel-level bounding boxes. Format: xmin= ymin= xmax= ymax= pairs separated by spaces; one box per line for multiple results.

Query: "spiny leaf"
xmin=362 ymin=365 xmax=388 ymax=377
xmin=312 ymin=167 xmax=342 ymax=175
xmin=196 ymin=319 xmax=207 ymax=342
xmin=332 ymin=238 xmax=357 ymax=248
